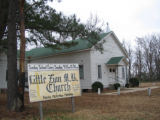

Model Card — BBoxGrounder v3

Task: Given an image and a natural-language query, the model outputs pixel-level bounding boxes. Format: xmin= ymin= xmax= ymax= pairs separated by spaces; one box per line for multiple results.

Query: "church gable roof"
xmin=26 ymin=32 xmax=111 ymax=59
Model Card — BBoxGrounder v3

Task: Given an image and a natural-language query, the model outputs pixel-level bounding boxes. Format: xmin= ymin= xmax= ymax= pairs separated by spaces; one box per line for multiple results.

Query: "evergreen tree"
xmin=0 ymin=0 xmax=102 ymax=111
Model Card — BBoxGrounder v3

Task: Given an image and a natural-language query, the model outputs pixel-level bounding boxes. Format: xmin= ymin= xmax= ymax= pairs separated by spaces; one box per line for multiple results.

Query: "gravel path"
xmin=102 ymin=86 xmax=160 ymax=95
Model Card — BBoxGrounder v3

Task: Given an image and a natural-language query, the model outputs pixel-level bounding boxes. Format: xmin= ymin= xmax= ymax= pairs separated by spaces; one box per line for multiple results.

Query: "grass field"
xmin=0 ymin=82 xmax=160 ymax=120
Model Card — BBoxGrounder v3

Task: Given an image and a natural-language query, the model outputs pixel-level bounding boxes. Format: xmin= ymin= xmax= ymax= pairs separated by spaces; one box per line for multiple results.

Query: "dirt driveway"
xmin=102 ymin=86 xmax=160 ymax=95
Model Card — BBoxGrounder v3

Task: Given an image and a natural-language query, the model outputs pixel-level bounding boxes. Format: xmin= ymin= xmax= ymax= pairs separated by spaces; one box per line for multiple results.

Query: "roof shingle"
xmin=106 ymin=56 xmax=124 ymax=65
xmin=26 ymin=32 xmax=111 ymax=58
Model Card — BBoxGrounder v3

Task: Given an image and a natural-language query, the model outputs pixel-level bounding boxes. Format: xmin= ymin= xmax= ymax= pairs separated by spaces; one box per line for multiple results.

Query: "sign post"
xmin=71 ymin=97 xmax=75 ymax=113
xmin=27 ymin=64 xmax=81 ymax=118
xmin=39 ymin=102 xmax=43 ymax=120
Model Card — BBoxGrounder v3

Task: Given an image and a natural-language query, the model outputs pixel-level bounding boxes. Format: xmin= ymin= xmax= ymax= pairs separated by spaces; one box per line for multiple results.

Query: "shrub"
xmin=92 ymin=81 xmax=103 ymax=92
xmin=82 ymin=89 xmax=88 ymax=92
xmin=129 ymin=77 xmax=139 ymax=87
xmin=113 ymin=83 xmax=120 ymax=90
xmin=125 ymin=83 xmax=129 ymax=88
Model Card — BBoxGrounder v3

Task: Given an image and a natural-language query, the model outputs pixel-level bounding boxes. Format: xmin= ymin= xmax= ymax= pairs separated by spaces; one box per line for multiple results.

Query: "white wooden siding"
xmin=29 ymin=50 xmax=92 ymax=89
xmin=118 ymin=60 xmax=127 ymax=86
xmin=90 ymin=34 xmax=127 ymax=88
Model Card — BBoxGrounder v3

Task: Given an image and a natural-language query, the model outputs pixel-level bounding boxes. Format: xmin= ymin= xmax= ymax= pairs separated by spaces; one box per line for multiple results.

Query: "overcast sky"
xmin=49 ymin=0 xmax=160 ymax=44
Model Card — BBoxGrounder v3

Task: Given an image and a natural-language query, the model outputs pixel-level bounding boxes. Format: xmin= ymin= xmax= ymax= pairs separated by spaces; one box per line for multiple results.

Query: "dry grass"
xmin=139 ymin=82 xmax=160 ymax=87
xmin=0 ymin=82 xmax=160 ymax=120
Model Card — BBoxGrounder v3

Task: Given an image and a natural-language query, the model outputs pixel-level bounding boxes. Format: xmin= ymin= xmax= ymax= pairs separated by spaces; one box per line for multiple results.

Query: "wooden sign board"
xmin=27 ymin=64 xmax=81 ymax=102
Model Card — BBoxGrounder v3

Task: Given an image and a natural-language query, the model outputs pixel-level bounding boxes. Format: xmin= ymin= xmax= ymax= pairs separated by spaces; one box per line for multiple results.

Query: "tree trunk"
xmin=7 ymin=0 xmax=19 ymax=111
xmin=18 ymin=0 xmax=26 ymax=110
xmin=0 ymin=0 xmax=9 ymax=40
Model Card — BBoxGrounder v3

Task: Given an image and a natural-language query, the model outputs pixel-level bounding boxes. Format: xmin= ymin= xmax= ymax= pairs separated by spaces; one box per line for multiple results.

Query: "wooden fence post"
xmin=117 ymin=87 xmax=120 ymax=95
xmin=148 ymin=88 xmax=151 ymax=96
xmin=98 ymin=88 xmax=101 ymax=95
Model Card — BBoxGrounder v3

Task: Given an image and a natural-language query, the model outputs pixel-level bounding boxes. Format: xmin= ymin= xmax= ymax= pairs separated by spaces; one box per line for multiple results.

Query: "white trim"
xmin=90 ymin=32 xmax=111 ymax=50
xmin=110 ymin=32 xmax=128 ymax=58
xmin=90 ymin=31 xmax=128 ymax=58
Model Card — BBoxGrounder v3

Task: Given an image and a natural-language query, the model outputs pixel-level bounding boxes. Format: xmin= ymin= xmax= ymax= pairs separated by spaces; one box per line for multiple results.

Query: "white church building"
xmin=0 ymin=31 xmax=128 ymax=90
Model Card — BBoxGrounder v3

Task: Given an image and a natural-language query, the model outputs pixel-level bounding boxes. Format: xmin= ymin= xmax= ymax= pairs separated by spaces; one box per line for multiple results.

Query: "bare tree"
xmin=127 ymin=44 xmax=133 ymax=79
xmin=153 ymin=35 xmax=160 ymax=80
xmin=133 ymin=34 xmax=160 ymax=81
xmin=137 ymin=36 xmax=154 ymax=80
xmin=122 ymin=40 xmax=133 ymax=79
xmin=133 ymin=38 xmax=144 ymax=80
